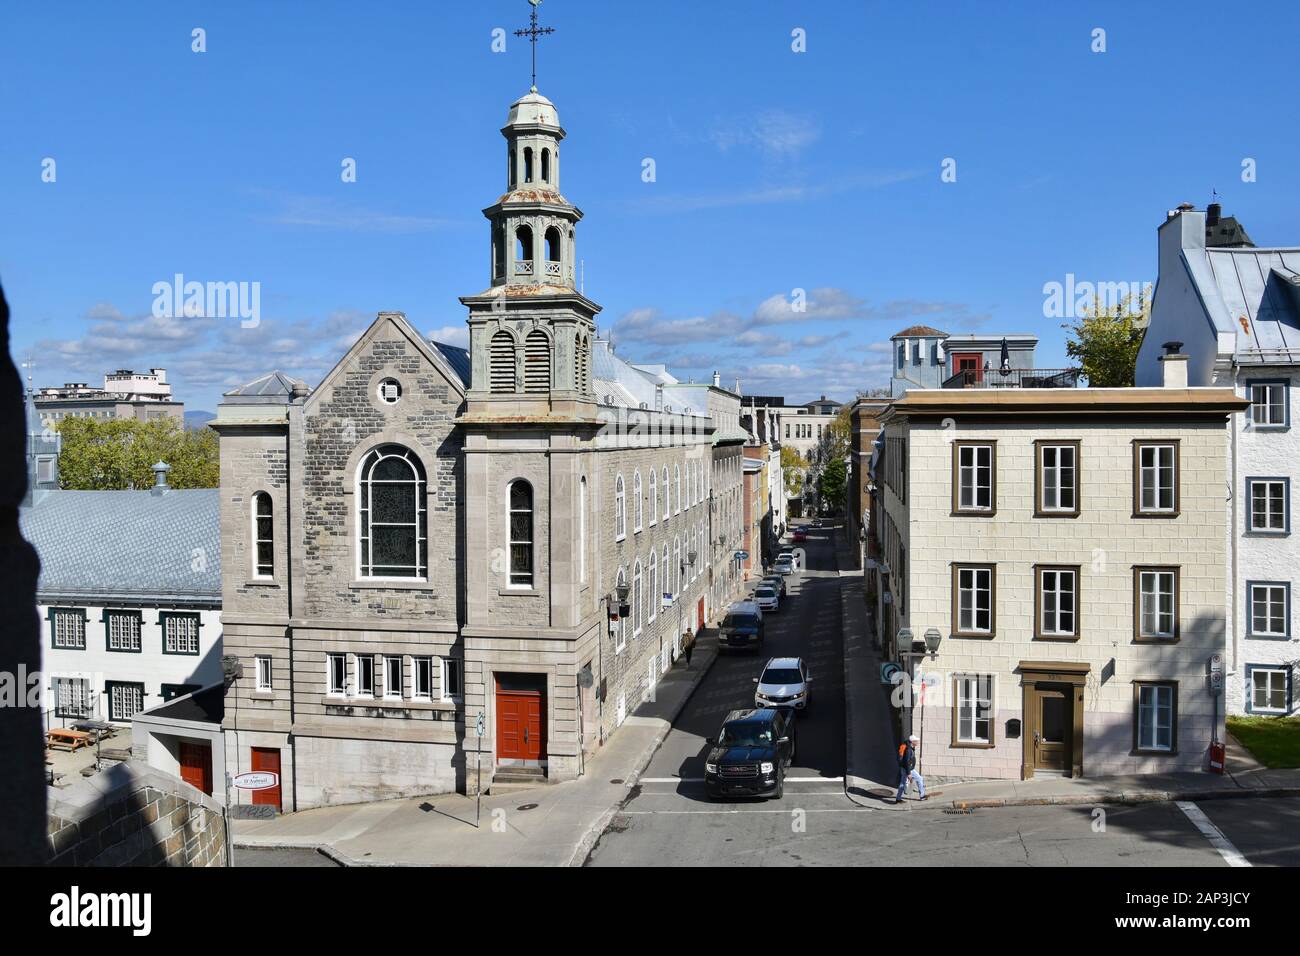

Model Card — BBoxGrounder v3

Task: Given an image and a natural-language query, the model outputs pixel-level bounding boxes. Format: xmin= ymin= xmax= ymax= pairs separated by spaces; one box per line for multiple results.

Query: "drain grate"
xmin=516 ymin=803 xmax=539 ymax=811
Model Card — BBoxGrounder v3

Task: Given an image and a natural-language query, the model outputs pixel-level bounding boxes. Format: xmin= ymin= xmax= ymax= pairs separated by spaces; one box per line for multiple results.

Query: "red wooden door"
xmin=497 ymin=690 xmax=545 ymax=761
xmin=952 ymin=352 xmax=983 ymax=384
xmin=697 ymin=598 xmax=705 ymax=631
xmin=250 ymin=747 xmax=282 ymax=809
xmin=178 ymin=740 xmax=212 ymax=795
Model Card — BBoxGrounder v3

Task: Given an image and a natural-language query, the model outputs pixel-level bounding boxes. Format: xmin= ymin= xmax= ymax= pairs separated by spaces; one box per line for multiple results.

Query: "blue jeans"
xmin=895 ymin=768 xmax=925 ymax=800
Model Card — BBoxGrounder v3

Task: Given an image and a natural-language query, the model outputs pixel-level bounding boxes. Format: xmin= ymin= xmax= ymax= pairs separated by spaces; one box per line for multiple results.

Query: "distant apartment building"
xmin=846 ymin=394 xmax=889 ymax=564
xmin=1136 ymin=202 xmax=1299 ymax=718
xmin=781 ymin=396 xmax=841 ymax=463
xmin=35 ymin=367 xmax=183 ymax=426
xmin=869 ymin=354 xmax=1247 ymax=780
xmin=890 ymin=326 xmax=1057 ymax=395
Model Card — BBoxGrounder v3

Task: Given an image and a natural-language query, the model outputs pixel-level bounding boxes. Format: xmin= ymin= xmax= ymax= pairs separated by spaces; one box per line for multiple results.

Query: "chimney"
xmin=1206 ymin=203 xmax=1221 ymax=227
xmin=291 ymin=382 xmax=309 ymax=402
xmin=712 ymin=370 xmax=720 ymax=387
xmin=150 ymin=460 xmax=172 ymax=496
xmin=1158 ymin=341 xmax=1188 ymax=389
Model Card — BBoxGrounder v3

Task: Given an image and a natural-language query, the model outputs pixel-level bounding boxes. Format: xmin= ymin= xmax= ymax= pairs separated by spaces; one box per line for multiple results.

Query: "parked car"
xmin=760 ymin=574 xmax=786 ymax=598
xmin=753 ymin=656 xmax=811 ymax=710
xmin=777 ymin=548 xmax=800 ymax=571
xmin=718 ymin=601 xmax=764 ymax=652
xmin=773 ymin=555 xmax=795 ymax=576
xmin=704 ymin=708 xmax=796 ymax=800
xmin=753 ymin=584 xmax=780 ymax=612
xmin=792 ymin=529 xmax=807 ymax=543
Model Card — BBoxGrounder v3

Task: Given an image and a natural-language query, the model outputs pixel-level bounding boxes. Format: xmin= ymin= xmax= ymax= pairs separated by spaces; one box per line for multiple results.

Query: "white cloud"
xmin=427 ymin=324 xmax=469 ymax=348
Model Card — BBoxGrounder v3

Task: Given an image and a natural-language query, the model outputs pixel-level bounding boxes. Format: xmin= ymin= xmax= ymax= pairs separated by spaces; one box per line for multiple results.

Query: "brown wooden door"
xmin=178 ymin=740 xmax=212 ymax=795
xmin=497 ymin=690 xmax=545 ymax=762
xmin=250 ymin=747 xmax=282 ymax=809
xmin=1033 ymin=687 xmax=1069 ymax=773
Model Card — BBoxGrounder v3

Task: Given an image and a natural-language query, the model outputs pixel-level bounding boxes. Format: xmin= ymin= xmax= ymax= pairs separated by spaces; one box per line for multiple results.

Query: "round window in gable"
xmin=378 ymin=378 xmax=403 ymax=404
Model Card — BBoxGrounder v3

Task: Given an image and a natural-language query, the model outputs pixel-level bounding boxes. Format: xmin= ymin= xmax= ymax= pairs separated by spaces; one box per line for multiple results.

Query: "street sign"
xmin=880 ymin=662 xmax=902 ymax=685
xmin=475 ymin=712 xmax=486 ymax=737
xmin=231 ymin=771 xmax=278 ymax=791
xmin=734 ymin=550 xmax=749 ymax=560
xmin=1208 ymin=653 xmax=1224 ymax=695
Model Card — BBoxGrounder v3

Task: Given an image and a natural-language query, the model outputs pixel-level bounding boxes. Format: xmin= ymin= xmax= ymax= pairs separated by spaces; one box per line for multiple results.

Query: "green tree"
xmin=56 ymin=417 xmax=219 ymax=490
xmin=780 ymin=444 xmax=808 ymax=497
xmin=1062 ymin=290 xmax=1150 ymax=388
xmin=818 ymin=457 xmax=847 ymax=515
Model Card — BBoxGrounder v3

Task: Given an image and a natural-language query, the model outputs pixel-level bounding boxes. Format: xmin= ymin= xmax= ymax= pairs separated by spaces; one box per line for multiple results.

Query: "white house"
xmin=1136 ymin=203 xmax=1299 ymax=717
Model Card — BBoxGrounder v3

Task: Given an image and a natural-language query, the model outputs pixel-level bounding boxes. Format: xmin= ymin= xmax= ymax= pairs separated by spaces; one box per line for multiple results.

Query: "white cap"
xmin=908 ymin=734 xmax=920 ymax=742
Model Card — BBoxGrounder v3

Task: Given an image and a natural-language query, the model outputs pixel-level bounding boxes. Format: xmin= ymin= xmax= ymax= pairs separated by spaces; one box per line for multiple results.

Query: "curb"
xmin=563 ymin=639 xmax=721 ymax=867
xmin=935 ymin=785 xmax=1300 ymax=813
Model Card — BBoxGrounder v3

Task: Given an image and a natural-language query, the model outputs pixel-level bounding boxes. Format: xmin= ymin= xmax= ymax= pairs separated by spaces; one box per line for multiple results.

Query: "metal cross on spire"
xmin=514 ymin=0 xmax=555 ymax=92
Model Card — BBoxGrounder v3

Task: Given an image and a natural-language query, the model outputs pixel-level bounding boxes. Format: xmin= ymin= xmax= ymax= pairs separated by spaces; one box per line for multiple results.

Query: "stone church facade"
xmin=216 ymin=88 xmax=746 ymax=810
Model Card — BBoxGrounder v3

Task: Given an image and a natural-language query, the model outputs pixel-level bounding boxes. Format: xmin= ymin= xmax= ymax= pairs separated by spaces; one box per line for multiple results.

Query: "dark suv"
xmin=704 ymin=708 xmax=796 ymax=800
xmin=718 ymin=602 xmax=764 ymax=653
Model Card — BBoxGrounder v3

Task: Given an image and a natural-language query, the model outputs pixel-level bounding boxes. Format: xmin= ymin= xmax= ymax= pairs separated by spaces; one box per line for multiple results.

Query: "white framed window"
xmin=673 ymin=537 xmax=681 ymax=596
xmin=1137 ymin=569 xmax=1178 ymax=640
xmin=1249 ymin=380 xmax=1288 ymax=426
xmin=1248 ymin=582 xmax=1290 ymax=638
xmin=355 ymin=655 xmax=375 ymax=698
xmin=662 ymin=466 xmax=670 ymax=520
xmin=55 ymin=677 xmax=92 ymax=719
xmin=579 ymin=475 xmax=587 ymax=584
xmin=955 ymin=675 xmax=993 ymax=744
xmin=614 ymin=474 xmax=626 ymax=541
xmin=1249 ymin=667 xmax=1290 ymax=714
xmin=384 ymin=655 xmax=403 ymax=698
xmin=256 ymin=655 xmax=272 ymax=692
xmin=162 ymin=613 xmax=200 ymax=655
xmin=1136 ymin=683 xmax=1176 ymax=752
xmin=648 ymin=470 xmax=657 ymax=526
xmin=614 ymin=568 xmax=627 ymax=653
xmin=648 ymin=550 xmax=658 ymax=623
xmin=357 ymin=445 xmax=428 ymax=580
xmin=508 ymin=479 xmax=534 ymax=588
xmin=106 ymin=611 xmax=142 ymax=652
xmin=675 ymin=464 xmax=682 ymax=514
xmin=414 ymin=657 xmax=433 ymax=700
xmin=1037 ymin=442 xmax=1078 ymax=514
xmin=51 ymin=609 xmax=86 ymax=649
xmin=954 ymin=565 xmax=993 ymax=635
xmin=252 ymin=491 xmax=274 ymax=578
xmin=327 ymin=654 xmax=346 ymax=696
xmin=633 ymin=470 xmax=643 ymax=533
xmin=1037 ymin=567 xmax=1078 ymax=639
xmin=441 ymin=658 xmax=462 ymax=702
xmin=955 ymin=443 xmax=994 ymax=513
xmin=633 ymin=559 xmax=644 ymax=637
xmin=1247 ymin=478 xmax=1289 ymax=533
xmin=1135 ymin=442 xmax=1178 ymax=514
xmin=107 ymin=682 xmax=144 ymax=721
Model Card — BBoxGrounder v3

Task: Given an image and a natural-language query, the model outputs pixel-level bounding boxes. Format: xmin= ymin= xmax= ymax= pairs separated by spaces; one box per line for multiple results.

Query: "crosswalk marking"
xmin=638 ymin=776 xmax=843 ymax=784
xmin=1176 ymin=801 xmax=1251 ymax=867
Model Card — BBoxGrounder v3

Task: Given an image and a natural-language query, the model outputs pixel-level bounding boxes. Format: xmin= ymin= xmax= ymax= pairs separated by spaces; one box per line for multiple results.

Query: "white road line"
xmin=638 ymin=776 xmax=844 ymax=784
xmin=620 ymin=807 xmax=872 ymax=815
xmin=1176 ymin=801 xmax=1252 ymax=868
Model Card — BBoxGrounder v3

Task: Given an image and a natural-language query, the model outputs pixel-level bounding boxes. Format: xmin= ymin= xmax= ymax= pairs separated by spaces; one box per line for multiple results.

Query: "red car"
xmin=792 ymin=529 xmax=807 ymax=543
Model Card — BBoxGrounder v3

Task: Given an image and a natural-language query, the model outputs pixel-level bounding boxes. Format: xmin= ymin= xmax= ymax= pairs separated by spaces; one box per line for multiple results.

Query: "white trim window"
xmin=1250 ymin=381 xmax=1287 ymax=426
xmin=1250 ymin=668 xmax=1289 ymax=714
xmin=108 ymin=683 xmax=144 ymax=721
xmin=648 ymin=469 xmax=657 ymax=526
xmin=957 ymin=444 xmax=994 ymax=512
xmin=614 ymin=474 xmax=626 ymax=541
xmin=384 ymin=655 xmax=403 ymax=699
xmin=1038 ymin=443 xmax=1077 ymax=513
xmin=55 ymin=677 xmax=92 ymax=719
xmin=51 ymin=609 xmax=86 ymax=649
xmin=256 ymin=655 xmax=272 ymax=692
xmin=106 ymin=611 xmax=142 ymax=652
xmin=633 ymin=559 xmax=644 ymax=637
xmin=441 ymin=658 xmax=462 ymax=702
xmin=662 ymin=466 xmax=670 ymax=521
xmin=675 ymin=464 xmax=682 ymax=514
xmin=327 ymin=654 xmax=346 ymax=696
xmin=955 ymin=675 xmax=993 ymax=744
xmin=1137 ymin=443 xmax=1177 ymax=513
xmin=163 ymin=614 xmax=200 ymax=655
xmin=1138 ymin=570 xmax=1177 ymax=639
xmin=633 ymin=470 xmax=643 ymax=533
xmin=579 ymin=476 xmax=588 ymax=584
xmin=357 ymin=445 xmax=428 ymax=580
xmin=1136 ymin=684 xmax=1175 ymax=752
xmin=1039 ymin=568 xmax=1078 ymax=638
xmin=648 ymin=550 xmax=658 ymax=623
xmin=355 ymin=655 xmax=375 ymax=698
xmin=614 ymin=568 xmax=627 ymax=653
xmin=673 ymin=538 xmax=681 ymax=596
xmin=508 ymin=479 xmax=535 ymax=588
xmin=956 ymin=566 xmax=992 ymax=634
xmin=1249 ymin=583 xmax=1289 ymax=638
xmin=252 ymin=491 xmax=274 ymax=578
xmin=1248 ymin=479 xmax=1288 ymax=533
xmin=414 ymin=657 xmax=433 ymax=700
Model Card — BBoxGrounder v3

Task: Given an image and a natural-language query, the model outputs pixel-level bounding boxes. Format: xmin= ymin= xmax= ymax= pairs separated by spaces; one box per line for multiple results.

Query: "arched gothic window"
xmin=662 ymin=466 xmax=670 ymax=520
xmin=648 ymin=550 xmax=658 ymax=623
xmin=524 ymin=329 xmax=550 ymax=392
xmin=633 ymin=559 xmax=643 ymax=636
xmin=614 ymin=474 xmax=626 ymax=540
xmin=489 ymin=330 xmax=516 ymax=392
xmin=358 ymin=445 xmax=427 ymax=579
xmin=633 ymin=470 xmax=643 ymax=532
xmin=508 ymin=480 xmax=534 ymax=588
xmin=648 ymin=469 xmax=658 ymax=526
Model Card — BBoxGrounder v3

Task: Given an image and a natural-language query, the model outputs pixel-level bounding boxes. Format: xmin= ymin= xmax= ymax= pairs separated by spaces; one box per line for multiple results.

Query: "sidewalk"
xmin=833 ymin=527 xmax=1300 ymax=813
xmin=232 ymin=631 xmax=719 ymax=866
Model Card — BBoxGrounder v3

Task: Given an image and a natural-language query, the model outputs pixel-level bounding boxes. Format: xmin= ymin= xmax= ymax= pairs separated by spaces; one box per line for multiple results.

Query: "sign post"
xmin=475 ymin=711 xmax=486 ymax=828
xmin=1208 ymin=653 xmax=1225 ymax=772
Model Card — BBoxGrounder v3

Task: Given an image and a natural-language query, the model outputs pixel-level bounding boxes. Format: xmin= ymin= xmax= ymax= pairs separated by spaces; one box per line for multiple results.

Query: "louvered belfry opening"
xmin=490 ymin=330 xmax=516 ymax=392
xmin=575 ymin=334 xmax=589 ymax=392
xmin=524 ymin=329 xmax=551 ymax=392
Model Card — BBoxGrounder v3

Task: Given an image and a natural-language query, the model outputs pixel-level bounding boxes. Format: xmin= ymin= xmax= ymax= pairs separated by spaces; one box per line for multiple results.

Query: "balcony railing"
xmin=514 ymin=259 xmax=534 ymax=276
xmin=544 ymin=260 xmax=562 ymax=278
xmin=942 ymin=367 xmax=1081 ymax=389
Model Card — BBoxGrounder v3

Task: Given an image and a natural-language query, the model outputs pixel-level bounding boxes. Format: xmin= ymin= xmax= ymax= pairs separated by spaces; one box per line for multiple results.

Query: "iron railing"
xmin=942 ymin=367 xmax=1081 ymax=389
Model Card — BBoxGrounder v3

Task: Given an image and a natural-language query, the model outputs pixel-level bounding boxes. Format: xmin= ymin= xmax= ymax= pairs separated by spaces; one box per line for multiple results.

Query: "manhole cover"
xmin=516 ymin=803 xmax=539 ymax=811
xmin=609 ymin=778 xmax=624 ymax=785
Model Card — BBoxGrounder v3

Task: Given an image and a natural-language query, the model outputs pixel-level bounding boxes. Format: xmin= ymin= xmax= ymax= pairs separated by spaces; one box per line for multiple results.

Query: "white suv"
xmin=753 ymin=656 xmax=811 ymax=710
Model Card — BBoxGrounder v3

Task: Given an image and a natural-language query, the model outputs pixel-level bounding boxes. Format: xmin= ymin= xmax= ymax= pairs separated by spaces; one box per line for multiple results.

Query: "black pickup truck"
xmin=703 ymin=708 xmax=796 ymax=800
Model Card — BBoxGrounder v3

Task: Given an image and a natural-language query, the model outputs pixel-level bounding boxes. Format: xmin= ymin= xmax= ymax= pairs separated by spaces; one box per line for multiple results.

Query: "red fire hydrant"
xmin=1209 ymin=741 xmax=1225 ymax=774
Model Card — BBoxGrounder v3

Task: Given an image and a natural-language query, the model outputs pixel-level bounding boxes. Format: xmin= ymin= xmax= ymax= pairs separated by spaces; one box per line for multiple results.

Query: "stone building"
xmin=215 ymin=87 xmax=739 ymax=811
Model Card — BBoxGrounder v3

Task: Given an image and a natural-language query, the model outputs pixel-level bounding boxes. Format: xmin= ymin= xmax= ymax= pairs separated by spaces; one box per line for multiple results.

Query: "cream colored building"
xmin=873 ymin=360 xmax=1247 ymax=780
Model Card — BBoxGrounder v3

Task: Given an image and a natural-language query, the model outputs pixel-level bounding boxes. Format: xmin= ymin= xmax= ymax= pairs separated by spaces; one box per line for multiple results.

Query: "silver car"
xmin=753 ymin=656 xmax=811 ymax=710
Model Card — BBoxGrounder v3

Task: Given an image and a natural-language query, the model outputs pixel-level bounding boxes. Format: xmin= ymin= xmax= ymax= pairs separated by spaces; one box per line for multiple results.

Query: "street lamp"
xmin=923 ymin=627 xmax=942 ymax=658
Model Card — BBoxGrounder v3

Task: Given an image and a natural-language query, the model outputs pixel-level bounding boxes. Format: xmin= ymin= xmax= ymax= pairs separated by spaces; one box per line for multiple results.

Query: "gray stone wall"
xmin=47 ymin=762 xmax=227 ymax=867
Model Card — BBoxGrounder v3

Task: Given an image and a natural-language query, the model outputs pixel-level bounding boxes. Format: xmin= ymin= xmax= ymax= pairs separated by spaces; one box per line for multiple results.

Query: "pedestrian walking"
xmin=893 ymin=734 xmax=927 ymax=803
xmin=682 ymin=630 xmax=694 ymax=667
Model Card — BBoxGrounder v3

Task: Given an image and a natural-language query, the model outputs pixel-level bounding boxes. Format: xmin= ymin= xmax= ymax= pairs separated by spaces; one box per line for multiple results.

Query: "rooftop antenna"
xmin=514 ymin=0 xmax=555 ymax=93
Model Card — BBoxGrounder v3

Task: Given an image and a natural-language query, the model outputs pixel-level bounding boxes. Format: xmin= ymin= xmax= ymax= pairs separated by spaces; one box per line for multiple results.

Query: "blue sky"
xmin=3 ymin=1 xmax=1298 ymax=411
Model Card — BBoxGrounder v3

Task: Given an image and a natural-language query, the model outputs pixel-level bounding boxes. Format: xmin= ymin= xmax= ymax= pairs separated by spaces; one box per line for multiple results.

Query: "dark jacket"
xmin=898 ymin=742 xmax=916 ymax=773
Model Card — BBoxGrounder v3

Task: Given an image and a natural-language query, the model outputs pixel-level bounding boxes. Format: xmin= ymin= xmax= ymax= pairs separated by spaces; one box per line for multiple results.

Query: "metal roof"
xmin=20 ymin=488 xmax=221 ymax=604
xmin=1191 ymin=247 xmax=1300 ymax=354
xmin=431 ymin=341 xmax=471 ymax=388
xmin=221 ymin=370 xmax=308 ymax=404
